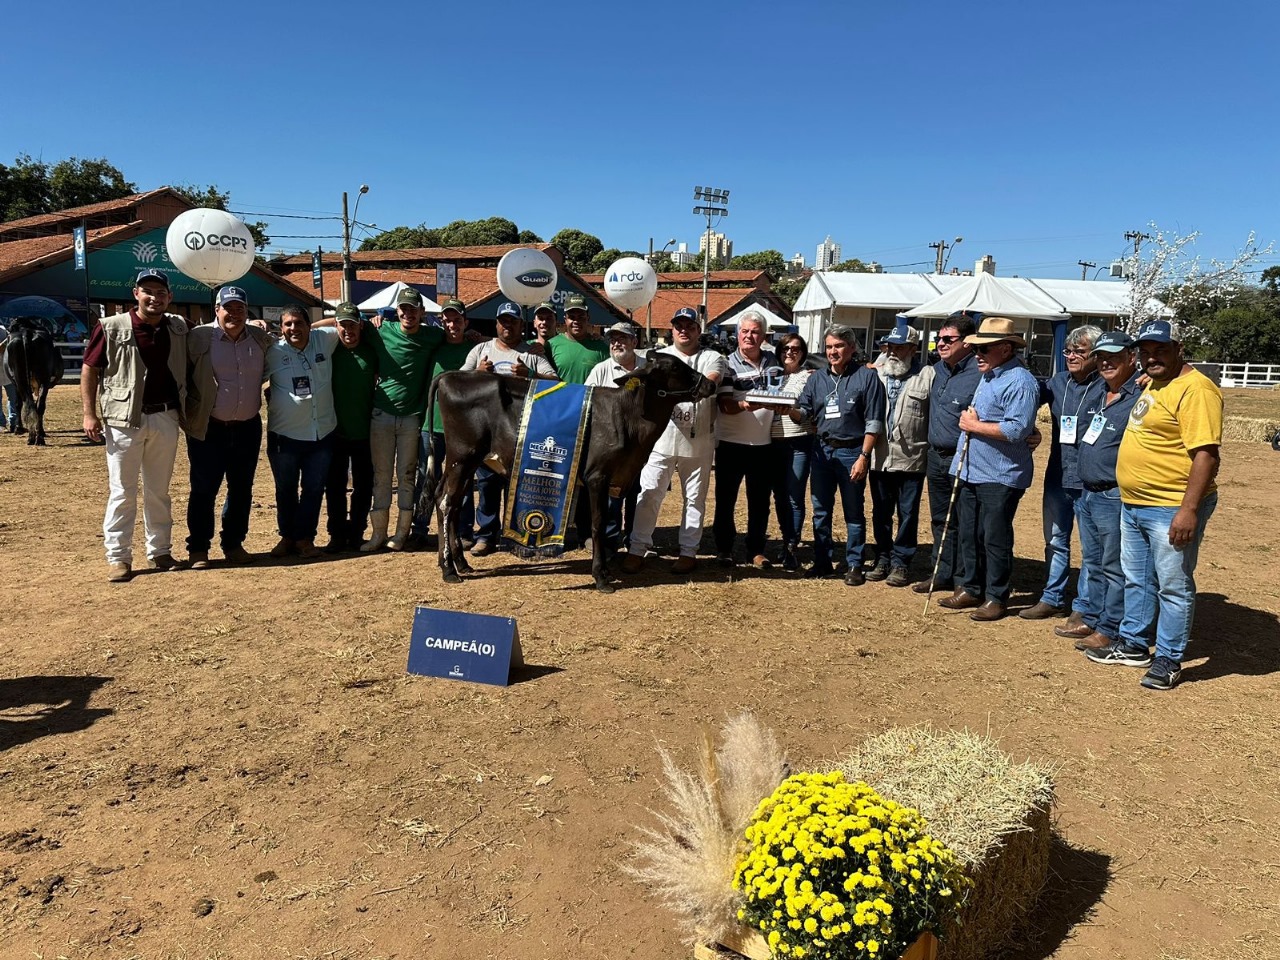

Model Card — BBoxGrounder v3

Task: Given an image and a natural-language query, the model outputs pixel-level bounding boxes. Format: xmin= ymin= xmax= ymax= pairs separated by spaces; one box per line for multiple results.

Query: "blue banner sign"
xmin=73 ymin=226 xmax=87 ymax=271
xmin=503 ymin=380 xmax=592 ymax=558
xmin=407 ymin=607 xmax=523 ymax=687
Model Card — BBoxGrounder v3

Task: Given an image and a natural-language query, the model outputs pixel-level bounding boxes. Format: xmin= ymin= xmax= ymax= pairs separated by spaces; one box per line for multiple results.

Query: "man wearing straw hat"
xmin=937 ymin=317 xmax=1040 ymax=621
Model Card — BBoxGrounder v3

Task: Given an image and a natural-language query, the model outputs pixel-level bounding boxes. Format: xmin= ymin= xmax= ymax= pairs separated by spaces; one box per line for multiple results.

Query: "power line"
xmin=231 ymin=209 xmax=341 ymax=221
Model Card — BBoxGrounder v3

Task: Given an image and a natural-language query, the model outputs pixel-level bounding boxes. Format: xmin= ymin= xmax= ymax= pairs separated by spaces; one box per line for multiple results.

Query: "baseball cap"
xmin=1091 ymin=330 xmax=1136 ymax=354
xmin=496 ymin=302 xmax=523 ymax=320
xmin=671 ymin=307 xmax=700 ymax=326
xmin=605 ymin=322 xmax=638 ymax=338
xmin=441 ymin=298 xmax=466 ymax=314
xmin=534 ymin=301 xmax=557 ymax=316
xmin=1134 ymin=319 xmax=1179 ymax=344
xmin=334 ymin=302 xmax=361 ymax=323
xmin=135 ymin=268 xmax=170 ymax=288
xmin=396 ymin=287 xmax=423 ymax=307
xmin=564 ymin=293 xmax=589 ymax=314
xmin=218 ymin=285 xmax=247 ymax=306
xmin=879 ymin=325 xmax=920 ymax=346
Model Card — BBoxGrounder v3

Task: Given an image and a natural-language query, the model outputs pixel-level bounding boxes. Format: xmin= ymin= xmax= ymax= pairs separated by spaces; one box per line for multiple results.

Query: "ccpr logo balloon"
xmin=602 ymin=256 xmax=657 ymax=312
xmin=165 ymin=208 xmax=255 ymax=286
xmin=496 ymin=248 xmax=559 ymax=306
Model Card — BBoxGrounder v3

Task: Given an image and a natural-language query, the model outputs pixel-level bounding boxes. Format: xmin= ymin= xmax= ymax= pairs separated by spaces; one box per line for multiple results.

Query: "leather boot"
xmin=361 ymin=509 xmax=390 ymax=552
xmin=386 ymin=509 xmax=414 ymax=551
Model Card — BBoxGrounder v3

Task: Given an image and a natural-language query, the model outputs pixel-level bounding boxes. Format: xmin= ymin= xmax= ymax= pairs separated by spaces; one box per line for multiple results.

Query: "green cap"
xmin=334 ymin=302 xmax=361 ymax=323
xmin=396 ymin=287 xmax=423 ymax=306
xmin=442 ymin=298 xmax=466 ymax=315
xmin=534 ymin=300 xmax=557 ymax=315
xmin=564 ymin=293 xmax=589 ymax=314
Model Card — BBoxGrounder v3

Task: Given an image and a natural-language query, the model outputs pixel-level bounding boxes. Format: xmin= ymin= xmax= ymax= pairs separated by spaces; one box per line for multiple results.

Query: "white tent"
xmin=904 ymin=271 xmax=1069 ymax=320
xmin=716 ymin=302 xmax=793 ymax=331
xmin=356 ymin=282 xmax=442 ymax=314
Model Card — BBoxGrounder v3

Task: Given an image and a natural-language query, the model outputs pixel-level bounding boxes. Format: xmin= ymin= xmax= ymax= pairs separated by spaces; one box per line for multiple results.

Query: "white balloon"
xmin=165 ymin=208 xmax=255 ymax=287
xmin=602 ymin=257 xmax=658 ymax=311
xmin=496 ymin=248 xmax=558 ymax=306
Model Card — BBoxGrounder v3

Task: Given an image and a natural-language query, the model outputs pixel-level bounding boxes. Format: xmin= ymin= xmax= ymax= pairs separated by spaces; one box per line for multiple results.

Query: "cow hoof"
xmin=442 ymin=571 xmax=463 ymax=584
xmin=455 ymin=558 xmax=473 ymax=573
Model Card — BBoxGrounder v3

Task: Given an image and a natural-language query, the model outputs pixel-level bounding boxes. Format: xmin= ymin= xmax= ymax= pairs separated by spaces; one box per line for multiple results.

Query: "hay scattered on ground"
xmin=624 ymin=712 xmax=789 ymax=946
xmin=1222 ymin=416 xmax=1277 ymax=443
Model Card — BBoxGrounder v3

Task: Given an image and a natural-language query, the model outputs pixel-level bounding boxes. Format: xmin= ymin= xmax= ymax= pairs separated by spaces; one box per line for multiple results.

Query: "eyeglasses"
xmin=936 ymin=335 xmax=961 ymax=345
xmin=1062 ymin=348 xmax=1090 ymax=357
xmin=780 ymin=346 xmax=803 ymax=354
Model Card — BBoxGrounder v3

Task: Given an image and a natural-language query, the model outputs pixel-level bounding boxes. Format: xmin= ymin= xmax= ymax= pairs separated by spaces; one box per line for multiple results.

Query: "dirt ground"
xmin=1 ymin=387 xmax=1277 ymax=960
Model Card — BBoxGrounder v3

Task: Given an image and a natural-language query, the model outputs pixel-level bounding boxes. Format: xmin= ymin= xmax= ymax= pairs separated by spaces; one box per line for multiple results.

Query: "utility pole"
xmin=1078 ymin=260 xmax=1096 ymax=280
xmin=341 ymin=184 xmax=370 ymax=304
xmin=693 ymin=187 xmax=729 ymax=330
xmin=929 ymin=237 xmax=963 ymax=274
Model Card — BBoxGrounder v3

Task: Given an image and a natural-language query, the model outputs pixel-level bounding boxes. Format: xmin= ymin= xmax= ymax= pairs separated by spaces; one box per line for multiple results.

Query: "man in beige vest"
xmin=80 ymin=269 xmax=189 ymax=582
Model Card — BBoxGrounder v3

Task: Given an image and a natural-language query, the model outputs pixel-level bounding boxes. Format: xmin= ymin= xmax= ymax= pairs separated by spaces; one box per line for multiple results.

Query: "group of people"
xmin=82 ymin=270 xmax=1222 ymax=689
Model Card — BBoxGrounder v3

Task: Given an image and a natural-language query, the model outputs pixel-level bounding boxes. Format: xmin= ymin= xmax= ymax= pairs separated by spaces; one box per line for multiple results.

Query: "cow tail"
xmin=416 ymin=373 xmax=442 ymax=522
xmin=10 ymin=330 xmax=34 ymax=421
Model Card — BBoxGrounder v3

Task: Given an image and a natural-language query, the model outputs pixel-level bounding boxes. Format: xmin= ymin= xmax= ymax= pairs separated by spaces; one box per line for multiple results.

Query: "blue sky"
xmin=4 ymin=0 xmax=1277 ymax=280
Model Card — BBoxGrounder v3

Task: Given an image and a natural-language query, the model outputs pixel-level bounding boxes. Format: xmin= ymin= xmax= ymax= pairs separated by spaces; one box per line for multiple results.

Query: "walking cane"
xmin=923 ymin=433 xmax=970 ymax=616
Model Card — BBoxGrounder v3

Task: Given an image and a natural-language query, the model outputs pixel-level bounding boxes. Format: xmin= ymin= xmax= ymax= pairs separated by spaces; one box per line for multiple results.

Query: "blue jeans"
xmin=771 ymin=435 xmax=812 ymax=547
xmin=185 ymin=415 xmax=262 ymax=553
xmin=412 ymin=432 xmax=474 ymax=538
xmin=1119 ymin=494 xmax=1217 ymax=663
xmin=267 ymin=430 xmax=336 ymax=542
xmin=809 ymin=442 xmax=867 ymax=571
xmin=474 ymin=464 xmax=505 ymax=542
xmin=1076 ymin=487 xmax=1124 ymax=637
xmin=869 ymin=470 xmax=925 ymax=568
xmin=1040 ymin=482 xmax=1089 ymax=611
xmin=2 ymin=382 xmax=18 ymax=430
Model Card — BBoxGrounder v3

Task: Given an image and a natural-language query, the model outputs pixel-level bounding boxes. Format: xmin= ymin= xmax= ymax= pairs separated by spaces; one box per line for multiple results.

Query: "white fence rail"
xmin=1219 ymin=363 xmax=1280 ymax=388
xmin=57 ymin=342 xmax=85 ymax=382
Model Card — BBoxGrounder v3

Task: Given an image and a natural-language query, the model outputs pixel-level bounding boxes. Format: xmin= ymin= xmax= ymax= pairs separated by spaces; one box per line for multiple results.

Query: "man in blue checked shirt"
xmin=937 ymin=317 xmax=1040 ymax=621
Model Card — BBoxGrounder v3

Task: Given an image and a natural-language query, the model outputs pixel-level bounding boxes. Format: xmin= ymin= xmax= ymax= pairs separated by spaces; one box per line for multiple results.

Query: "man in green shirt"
xmin=324 ymin=302 xmax=379 ymax=553
xmin=547 ymin=293 xmax=608 ymax=385
xmin=363 ymin=287 xmax=443 ymax=551
xmin=409 ymin=298 xmax=476 ymax=548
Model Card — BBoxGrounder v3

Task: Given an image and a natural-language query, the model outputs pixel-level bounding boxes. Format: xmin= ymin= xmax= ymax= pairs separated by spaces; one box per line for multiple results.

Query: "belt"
xmin=820 ymin=436 xmax=863 ymax=450
xmin=210 ymin=414 xmax=258 ymax=426
xmin=1083 ymin=481 xmax=1117 ymax=493
xmin=141 ymin=402 xmax=176 ymax=415
xmin=931 ymin=445 xmax=957 ymax=456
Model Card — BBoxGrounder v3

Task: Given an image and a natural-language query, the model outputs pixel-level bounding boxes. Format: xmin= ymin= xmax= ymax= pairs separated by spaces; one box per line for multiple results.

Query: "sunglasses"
xmin=936 ymin=335 xmax=961 ymax=345
xmin=973 ymin=344 xmax=1004 ymax=354
xmin=1062 ymin=348 xmax=1090 ymax=357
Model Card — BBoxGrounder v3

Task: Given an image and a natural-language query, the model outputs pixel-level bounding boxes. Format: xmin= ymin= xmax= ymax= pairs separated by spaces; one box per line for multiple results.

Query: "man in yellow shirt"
xmin=1086 ymin=320 xmax=1222 ymax=690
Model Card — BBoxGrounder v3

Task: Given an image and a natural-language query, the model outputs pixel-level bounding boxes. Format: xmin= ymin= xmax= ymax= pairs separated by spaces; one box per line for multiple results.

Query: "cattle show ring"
xmin=1 ymin=215 xmax=1278 ymax=960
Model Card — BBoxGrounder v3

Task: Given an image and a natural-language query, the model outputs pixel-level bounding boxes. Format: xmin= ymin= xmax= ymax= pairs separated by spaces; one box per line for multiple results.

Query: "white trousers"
xmin=102 ymin=411 xmax=180 ymax=564
xmin=628 ymin=449 xmax=714 ymax=558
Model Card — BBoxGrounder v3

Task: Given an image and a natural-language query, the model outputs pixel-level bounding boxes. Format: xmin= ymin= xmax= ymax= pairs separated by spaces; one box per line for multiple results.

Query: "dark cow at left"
xmin=423 ymin=353 xmax=717 ymax=592
xmin=2 ymin=318 xmax=64 ymax=445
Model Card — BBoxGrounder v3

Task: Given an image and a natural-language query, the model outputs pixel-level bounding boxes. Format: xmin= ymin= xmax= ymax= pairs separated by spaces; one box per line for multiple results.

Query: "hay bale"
xmin=1222 ymin=415 xmax=1278 ymax=443
xmin=833 ymin=728 xmax=1054 ymax=960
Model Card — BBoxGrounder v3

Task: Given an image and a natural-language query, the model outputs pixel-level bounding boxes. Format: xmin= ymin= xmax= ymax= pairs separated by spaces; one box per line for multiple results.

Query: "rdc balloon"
xmin=496 ymin=248 xmax=558 ymax=306
xmin=165 ymin=208 xmax=255 ymax=287
xmin=602 ymin=256 xmax=658 ymax=311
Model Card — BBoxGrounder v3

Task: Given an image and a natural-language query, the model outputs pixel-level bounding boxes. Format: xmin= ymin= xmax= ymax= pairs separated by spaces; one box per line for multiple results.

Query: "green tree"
xmin=171 ymin=183 xmax=269 ymax=250
xmin=587 ymin=247 xmax=645 ymax=274
xmin=1260 ymin=265 xmax=1280 ymax=297
xmin=830 ymin=258 xmax=873 ymax=273
xmin=728 ymin=249 xmax=787 ymax=281
xmin=518 ymin=229 xmax=543 ymax=244
xmin=1 ymin=154 xmax=135 ymax=221
xmin=1197 ymin=299 xmax=1280 ymax=363
xmin=359 ymin=224 xmax=441 ymax=251
xmin=550 ymin=228 xmax=605 ymax=273
xmin=649 ymin=253 xmax=676 ymax=273
xmin=772 ymin=278 xmax=806 ymax=310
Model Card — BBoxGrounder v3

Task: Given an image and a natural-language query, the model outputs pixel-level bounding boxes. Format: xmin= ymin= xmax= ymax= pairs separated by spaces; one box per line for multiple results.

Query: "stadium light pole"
xmin=341 ymin=183 xmax=369 ymax=303
xmin=693 ymin=186 xmax=730 ymax=330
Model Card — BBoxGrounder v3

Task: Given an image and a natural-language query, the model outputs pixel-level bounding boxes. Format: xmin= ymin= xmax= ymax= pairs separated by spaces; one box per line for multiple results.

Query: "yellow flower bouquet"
xmin=733 ymin=771 xmax=969 ymax=960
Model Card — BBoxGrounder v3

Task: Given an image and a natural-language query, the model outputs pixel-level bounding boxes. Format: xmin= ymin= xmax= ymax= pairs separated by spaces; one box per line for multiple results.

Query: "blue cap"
xmin=879 ymin=325 xmax=921 ymax=346
xmin=672 ymin=307 xmax=700 ymax=325
xmin=1092 ymin=330 xmax=1136 ymax=353
xmin=218 ymin=285 xmax=247 ymax=306
xmin=947 ymin=309 xmax=983 ymax=322
xmin=1134 ymin=319 xmax=1179 ymax=344
xmin=496 ymin=302 xmax=523 ymax=320
xmin=135 ymin=268 xmax=169 ymax=288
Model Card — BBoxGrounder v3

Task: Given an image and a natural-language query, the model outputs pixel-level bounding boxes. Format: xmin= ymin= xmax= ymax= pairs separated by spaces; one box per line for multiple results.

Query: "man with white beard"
xmin=866 ymin=326 xmax=934 ymax=587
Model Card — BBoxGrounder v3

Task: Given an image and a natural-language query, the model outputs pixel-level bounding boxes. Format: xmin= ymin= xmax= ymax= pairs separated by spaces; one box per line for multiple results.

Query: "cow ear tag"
xmin=625 ymin=377 xmax=641 ymax=391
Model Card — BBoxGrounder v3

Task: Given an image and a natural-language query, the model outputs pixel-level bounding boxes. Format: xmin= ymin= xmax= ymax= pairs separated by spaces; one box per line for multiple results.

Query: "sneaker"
xmin=886 ymin=565 xmax=910 ymax=588
xmin=1140 ymin=656 xmax=1182 ymax=690
xmin=150 ymin=554 xmax=180 ymax=571
xmin=865 ymin=557 xmax=890 ymax=581
xmin=1085 ymin=641 xmax=1153 ymax=668
xmin=188 ymin=550 xmax=211 ymax=570
xmin=106 ymin=562 xmax=132 ymax=583
xmin=223 ymin=545 xmax=254 ymax=565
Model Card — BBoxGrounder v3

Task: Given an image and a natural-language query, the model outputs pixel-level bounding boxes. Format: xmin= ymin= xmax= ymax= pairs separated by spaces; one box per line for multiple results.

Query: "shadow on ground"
xmin=1182 ymin=592 xmax=1280 ymax=683
xmin=0 ymin=675 xmax=113 ymax=752
xmin=995 ymin=833 xmax=1113 ymax=960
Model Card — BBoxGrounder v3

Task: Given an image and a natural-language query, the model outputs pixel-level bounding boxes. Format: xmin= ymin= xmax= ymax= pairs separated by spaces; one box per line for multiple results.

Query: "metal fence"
xmin=56 ymin=342 xmax=85 ymax=382
xmin=1219 ymin=363 xmax=1280 ymax=389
